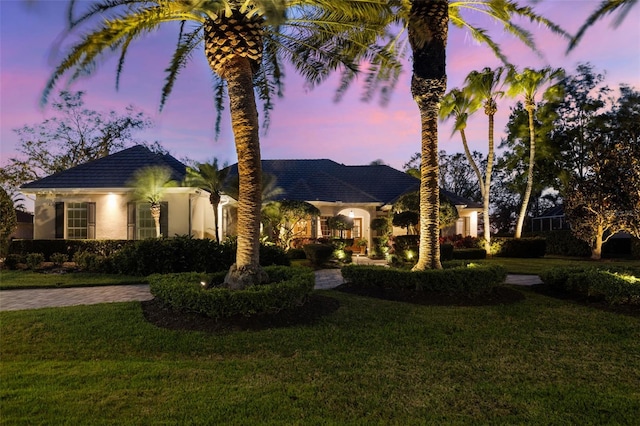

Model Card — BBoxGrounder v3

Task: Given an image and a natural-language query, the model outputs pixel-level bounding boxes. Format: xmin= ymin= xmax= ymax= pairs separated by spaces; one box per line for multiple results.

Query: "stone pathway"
xmin=0 ymin=271 xmax=541 ymax=312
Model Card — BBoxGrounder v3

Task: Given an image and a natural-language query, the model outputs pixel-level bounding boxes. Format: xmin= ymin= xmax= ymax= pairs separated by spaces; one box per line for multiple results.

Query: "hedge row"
xmin=491 ymin=237 xmax=546 ymax=258
xmin=149 ymin=265 xmax=315 ymax=319
xmin=6 ymin=236 xmax=290 ymax=275
xmin=341 ymin=263 xmax=507 ymax=296
xmin=540 ymin=267 xmax=640 ymax=305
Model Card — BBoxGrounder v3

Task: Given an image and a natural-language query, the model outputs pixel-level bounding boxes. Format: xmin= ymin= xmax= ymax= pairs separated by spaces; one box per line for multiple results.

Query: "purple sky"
xmin=1 ymin=1 xmax=639 ymax=174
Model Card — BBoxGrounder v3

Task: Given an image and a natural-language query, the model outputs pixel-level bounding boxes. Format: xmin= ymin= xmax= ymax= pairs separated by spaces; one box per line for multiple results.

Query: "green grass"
xmin=0 ymin=270 xmax=147 ymax=290
xmin=1 ymin=289 xmax=639 ymax=424
xmin=481 ymin=256 xmax=640 ymax=276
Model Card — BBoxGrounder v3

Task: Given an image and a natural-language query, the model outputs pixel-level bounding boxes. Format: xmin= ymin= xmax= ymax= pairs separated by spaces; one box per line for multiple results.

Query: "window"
xmin=67 ymin=202 xmax=88 ymax=239
xmin=127 ymin=202 xmax=168 ymax=240
xmin=137 ymin=203 xmax=157 ymax=239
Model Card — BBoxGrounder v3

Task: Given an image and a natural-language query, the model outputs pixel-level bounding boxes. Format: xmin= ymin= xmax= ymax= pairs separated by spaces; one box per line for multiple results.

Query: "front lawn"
xmin=482 ymin=256 xmax=640 ymax=276
xmin=1 ymin=288 xmax=638 ymax=424
xmin=0 ymin=270 xmax=147 ymax=290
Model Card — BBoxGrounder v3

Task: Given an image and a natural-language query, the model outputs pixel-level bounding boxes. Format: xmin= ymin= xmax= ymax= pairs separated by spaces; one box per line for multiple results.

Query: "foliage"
xmin=25 ymin=253 xmax=45 ymax=270
xmin=540 ymin=266 xmax=640 ymax=305
xmin=72 ymin=251 xmax=106 ymax=272
xmin=392 ymin=211 xmax=419 ymax=235
xmin=370 ymin=217 xmax=391 ymax=235
xmin=490 ymin=237 xmax=546 ymax=258
xmin=261 ymin=200 xmax=320 ymax=249
xmin=9 ymin=239 xmax=133 ymax=260
xmin=452 ymin=248 xmax=487 ymax=260
xmin=569 ymin=0 xmax=639 ymax=51
xmin=50 ymin=252 xmax=68 ymax=267
xmin=302 ymin=244 xmax=335 ymax=268
xmin=530 ymin=231 xmax=591 ymax=257
xmin=0 ymin=91 xmax=151 ymax=195
xmin=440 ymin=243 xmax=454 ymax=261
xmin=149 ymin=266 xmax=314 ymax=319
xmin=341 ymin=263 xmax=506 ymax=296
xmin=0 ymin=186 xmax=17 ymax=258
xmin=3 ymin=254 xmax=22 ymax=270
xmin=326 ymin=214 xmax=353 ymax=238
xmin=184 ymin=159 xmax=229 ymax=243
xmin=438 ymin=151 xmax=483 ymax=202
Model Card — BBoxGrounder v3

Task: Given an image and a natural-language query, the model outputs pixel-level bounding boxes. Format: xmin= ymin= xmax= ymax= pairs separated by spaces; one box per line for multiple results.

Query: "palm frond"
xmin=569 ymin=0 xmax=638 ymax=51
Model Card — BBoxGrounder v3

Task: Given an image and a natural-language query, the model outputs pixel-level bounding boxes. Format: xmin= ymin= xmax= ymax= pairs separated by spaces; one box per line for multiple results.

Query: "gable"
xmin=20 ymin=145 xmax=186 ymax=190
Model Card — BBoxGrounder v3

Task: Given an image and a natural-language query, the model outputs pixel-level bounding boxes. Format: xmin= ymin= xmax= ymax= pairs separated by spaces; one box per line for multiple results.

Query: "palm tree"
xmin=568 ymin=0 xmax=638 ymax=51
xmin=367 ymin=0 xmax=568 ymax=270
xmin=184 ymin=159 xmax=229 ymax=243
xmin=130 ymin=166 xmax=177 ymax=238
xmin=506 ymin=66 xmax=564 ymax=238
xmin=439 ymin=87 xmax=483 ymax=198
xmin=464 ymin=66 xmax=506 ymax=253
xmin=44 ymin=0 xmax=398 ymax=288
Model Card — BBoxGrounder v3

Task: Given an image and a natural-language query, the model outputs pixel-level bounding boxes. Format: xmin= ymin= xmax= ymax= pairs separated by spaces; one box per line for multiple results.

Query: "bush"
xmin=25 ymin=253 xmax=45 ymax=270
xmin=303 ymin=244 xmax=334 ymax=267
xmin=530 ymin=231 xmax=590 ymax=257
xmin=440 ymin=243 xmax=454 ymax=261
xmin=341 ymin=263 xmax=507 ymax=297
xmin=492 ymin=237 xmax=546 ymax=258
xmin=540 ymin=266 xmax=640 ymax=305
xmin=149 ymin=266 xmax=315 ymax=319
xmin=73 ymin=251 xmax=105 ymax=271
xmin=632 ymin=238 xmax=640 ymax=260
xmin=50 ymin=252 xmax=68 ymax=267
xmin=452 ymin=248 xmax=486 ymax=260
xmin=3 ymin=254 xmax=22 ymax=270
xmin=9 ymin=239 xmax=134 ymax=260
xmin=286 ymin=248 xmax=307 ymax=260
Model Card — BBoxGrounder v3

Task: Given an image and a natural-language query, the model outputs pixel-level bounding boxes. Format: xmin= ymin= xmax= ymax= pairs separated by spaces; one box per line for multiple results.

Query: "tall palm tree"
xmin=130 ymin=166 xmax=177 ymax=238
xmin=367 ymin=0 xmax=568 ymax=270
xmin=184 ymin=159 xmax=229 ymax=243
xmin=506 ymin=66 xmax=564 ymax=238
xmin=464 ymin=66 xmax=506 ymax=253
xmin=44 ymin=0 xmax=398 ymax=288
xmin=568 ymin=0 xmax=638 ymax=51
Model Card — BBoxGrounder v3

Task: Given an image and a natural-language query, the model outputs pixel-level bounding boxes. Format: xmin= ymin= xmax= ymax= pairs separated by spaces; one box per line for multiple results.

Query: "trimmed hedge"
xmin=452 ymin=248 xmax=486 ymax=260
xmin=491 ymin=237 xmax=546 ymax=258
xmin=540 ymin=266 xmax=640 ymax=305
xmin=9 ymin=239 xmax=133 ymax=260
xmin=149 ymin=266 xmax=315 ymax=319
xmin=303 ymin=244 xmax=335 ymax=267
xmin=341 ymin=263 xmax=507 ymax=296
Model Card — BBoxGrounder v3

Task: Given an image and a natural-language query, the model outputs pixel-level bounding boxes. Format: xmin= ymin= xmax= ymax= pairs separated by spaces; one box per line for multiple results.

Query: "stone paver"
xmin=0 ymin=271 xmax=542 ymax=312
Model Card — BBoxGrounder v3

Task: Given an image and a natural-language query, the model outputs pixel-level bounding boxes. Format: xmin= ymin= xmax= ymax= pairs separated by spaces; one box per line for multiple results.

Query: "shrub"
xmin=440 ymin=243 xmax=454 ymax=261
xmin=25 ymin=253 xmax=45 ymax=270
xmin=73 ymin=251 xmax=104 ymax=271
xmin=50 ymin=252 xmax=68 ymax=267
xmin=452 ymin=248 xmax=486 ymax=260
xmin=286 ymin=248 xmax=307 ymax=260
xmin=3 ymin=254 xmax=22 ymax=270
xmin=341 ymin=263 xmax=507 ymax=297
xmin=149 ymin=266 xmax=315 ymax=319
xmin=540 ymin=266 xmax=640 ymax=305
xmin=632 ymin=238 xmax=640 ymax=260
xmin=303 ymin=244 xmax=334 ymax=267
xmin=530 ymin=231 xmax=590 ymax=257
xmin=492 ymin=237 xmax=546 ymax=258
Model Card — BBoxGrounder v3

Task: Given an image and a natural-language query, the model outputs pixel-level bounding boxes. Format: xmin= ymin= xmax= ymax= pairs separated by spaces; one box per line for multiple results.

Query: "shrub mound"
xmin=149 ymin=266 xmax=315 ymax=319
xmin=341 ymin=263 xmax=507 ymax=297
xmin=540 ymin=267 xmax=640 ymax=305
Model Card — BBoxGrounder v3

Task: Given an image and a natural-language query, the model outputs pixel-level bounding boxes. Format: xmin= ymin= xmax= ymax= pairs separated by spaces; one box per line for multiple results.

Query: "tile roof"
xmin=21 ymin=145 xmax=186 ymax=190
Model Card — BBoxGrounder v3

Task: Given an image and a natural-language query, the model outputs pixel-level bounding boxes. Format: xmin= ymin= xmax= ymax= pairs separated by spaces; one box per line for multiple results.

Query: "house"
xmin=220 ymin=159 xmax=482 ymax=250
xmin=20 ymin=146 xmax=215 ymax=240
xmin=10 ymin=210 xmax=34 ymax=239
xmin=20 ymin=146 xmax=481 ymax=248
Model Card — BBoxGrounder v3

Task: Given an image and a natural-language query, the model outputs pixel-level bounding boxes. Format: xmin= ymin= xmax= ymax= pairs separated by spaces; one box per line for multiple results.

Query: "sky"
xmin=1 ymin=0 xmax=639 ymax=177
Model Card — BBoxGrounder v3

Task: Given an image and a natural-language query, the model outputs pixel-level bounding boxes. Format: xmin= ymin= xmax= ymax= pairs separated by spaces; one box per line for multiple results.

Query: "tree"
xmin=327 ymin=214 xmax=354 ymax=239
xmin=0 ymin=186 xmax=18 ymax=258
xmin=261 ymin=200 xmax=320 ymax=249
xmin=0 ymin=91 xmax=151 ymax=196
xmin=393 ymin=211 xmax=419 ymax=235
xmin=568 ymin=0 xmax=638 ymax=51
xmin=388 ymin=1 xmax=568 ymax=271
xmin=45 ymin=1 xmax=399 ymax=289
xmin=463 ymin=66 xmax=506 ymax=252
xmin=506 ymin=66 xmax=564 ymax=238
xmin=130 ymin=166 xmax=177 ymax=238
xmin=184 ymin=159 xmax=229 ymax=243
xmin=439 ymin=151 xmax=482 ymax=202
xmin=563 ymin=85 xmax=640 ymax=259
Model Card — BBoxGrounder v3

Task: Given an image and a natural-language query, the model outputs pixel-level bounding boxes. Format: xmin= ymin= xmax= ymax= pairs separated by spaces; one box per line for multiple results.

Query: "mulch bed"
xmin=530 ymin=284 xmax=640 ymax=318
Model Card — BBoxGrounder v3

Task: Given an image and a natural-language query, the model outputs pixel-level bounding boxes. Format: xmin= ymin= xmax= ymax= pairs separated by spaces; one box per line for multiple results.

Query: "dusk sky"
xmin=1 ymin=1 xmax=639 ymax=175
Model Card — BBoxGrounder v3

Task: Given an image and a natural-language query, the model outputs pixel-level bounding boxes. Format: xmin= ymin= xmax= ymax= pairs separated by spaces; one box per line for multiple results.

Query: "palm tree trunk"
xmin=409 ymin=0 xmax=448 ymax=271
xmin=483 ymin=111 xmax=496 ymax=253
xmin=221 ymin=57 xmax=267 ymax=289
xmin=460 ymin=129 xmax=485 ymax=199
xmin=515 ymin=105 xmax=536 ymax=238
xmin=210 ymin=193 xmax=221 ymax=243
xmin=151 ymin=203 xmax=161 ymax=238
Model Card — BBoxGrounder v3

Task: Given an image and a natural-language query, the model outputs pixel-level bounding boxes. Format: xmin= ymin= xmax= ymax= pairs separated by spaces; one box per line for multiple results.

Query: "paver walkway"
xmin=0 ymin=271 xmax=541 ymax=312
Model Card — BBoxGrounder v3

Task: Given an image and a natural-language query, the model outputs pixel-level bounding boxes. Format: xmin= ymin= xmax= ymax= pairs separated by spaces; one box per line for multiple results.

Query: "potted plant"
xmin=356 ymin=238 xmax=368 ymax=255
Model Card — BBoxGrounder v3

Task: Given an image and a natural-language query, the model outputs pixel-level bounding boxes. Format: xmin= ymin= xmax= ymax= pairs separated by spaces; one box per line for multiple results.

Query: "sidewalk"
xmin=0 ymin=271 xmax=541 ymax=312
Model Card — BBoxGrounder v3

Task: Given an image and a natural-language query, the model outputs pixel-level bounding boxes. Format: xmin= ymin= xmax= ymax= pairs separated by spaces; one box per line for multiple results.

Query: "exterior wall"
xmin=31 ymin=189 xmax=209 ymax=240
